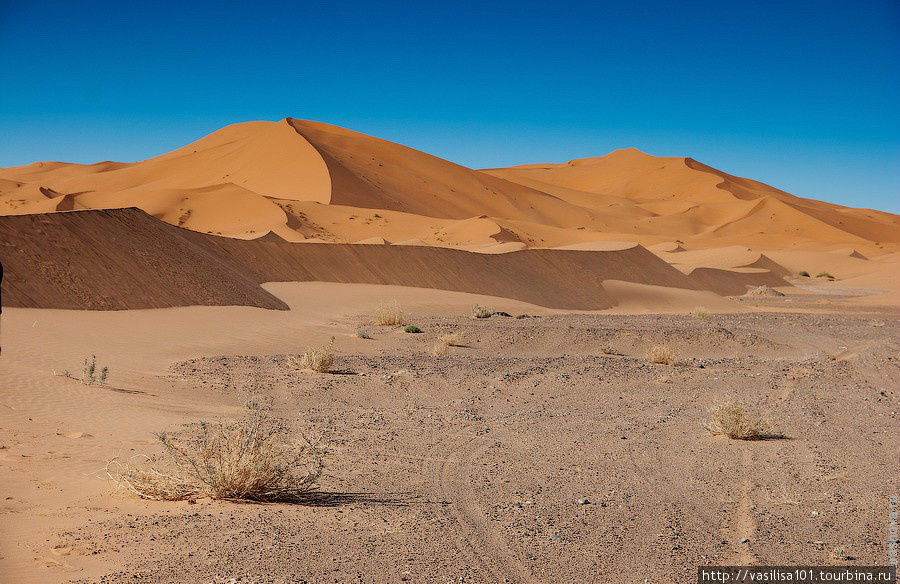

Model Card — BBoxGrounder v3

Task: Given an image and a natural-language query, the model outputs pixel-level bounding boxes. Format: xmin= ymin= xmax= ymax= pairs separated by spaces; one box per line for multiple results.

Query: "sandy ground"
xmin=0 ymin=282 xmax=897 ymax=583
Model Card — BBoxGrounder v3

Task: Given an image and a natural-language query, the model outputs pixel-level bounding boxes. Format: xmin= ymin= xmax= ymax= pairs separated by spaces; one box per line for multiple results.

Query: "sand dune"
xmin=0 ymin=207 xmax=792 ymax=312
xmin=3 ymin=118 xmax=895 ymax=255
xmin=486 ymin=148 xmax=900 ymax=247
xmin=1 ymin=118 xmax=897 ymax=310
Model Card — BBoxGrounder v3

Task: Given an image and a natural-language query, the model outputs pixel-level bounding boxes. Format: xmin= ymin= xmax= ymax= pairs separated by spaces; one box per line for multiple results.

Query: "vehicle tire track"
xmin=425 ymin=432 xmax=534 ymax=584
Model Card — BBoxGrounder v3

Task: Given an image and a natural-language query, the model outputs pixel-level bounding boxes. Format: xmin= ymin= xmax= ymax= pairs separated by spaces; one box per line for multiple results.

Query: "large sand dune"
xmin=0 ymin=119 xmax=896 ymax=310
xmin=2 ymin=119 xmax=896 ymax=253
xmin=0 ymin=208 xmax=738 ymax=311
xmin=485 ymin=148 xmax=900 ymax=248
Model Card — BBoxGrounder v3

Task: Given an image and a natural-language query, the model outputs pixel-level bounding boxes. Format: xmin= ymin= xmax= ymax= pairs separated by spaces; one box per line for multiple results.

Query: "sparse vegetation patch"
xmin=646 ymin=344 xmax=677 ymax=365
xmin=290 ymin=337 xmax=335 ymax=373
xmin=56 ymin=354 xmax=110 ymax=385
xmin=691 ymin=306 xmax=710 ymax=320
xmin=706 ymin=399 xmax=779 ymax=440
xmin=471 ymin=304 xmax=493 ymax=319
xmin=108 ymin=404 xmax=324 ymax=501
xmin=404 ymin=325 xmax=422 ymax=333
xmin=373 ymin=303 xmax=405 ymax=326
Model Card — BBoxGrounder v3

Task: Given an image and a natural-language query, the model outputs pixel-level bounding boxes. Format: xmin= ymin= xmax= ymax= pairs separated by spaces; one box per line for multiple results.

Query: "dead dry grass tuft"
xmin=373 ymin=303 xmax=405 ymax=326
xmin=431 ymin=340 xmax=450 ymax=356
xmin=432 ymin=332 xmax=464 ymax=356
xmin=471 ymin=304 xmax=493 ymax=319
xmin=290 ymin=337 xmax=335 ymax=373
xmin=691 ymin=306 xmax=710 ymax=320
xmin=706 ymin=399 xmax=779 ymax=440
xmin=439 ymin=332 xmax=463 ymax=347
xmin=646 ymin=344 xmax=678 ymax=365
xmin=107 ymin=404 xmax=325 ymax=501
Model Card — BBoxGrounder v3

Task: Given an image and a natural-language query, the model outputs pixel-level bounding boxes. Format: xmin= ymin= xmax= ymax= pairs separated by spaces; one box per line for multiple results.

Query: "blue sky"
xmin=1 ymin=0 xmax=898 ymax=212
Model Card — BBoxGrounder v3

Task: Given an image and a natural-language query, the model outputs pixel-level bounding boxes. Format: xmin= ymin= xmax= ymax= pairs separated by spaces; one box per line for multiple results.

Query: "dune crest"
xmin=3 ymin=118 xmax=894 ymax=252
xmin=1 ymin=118 xmax=897 ymax=309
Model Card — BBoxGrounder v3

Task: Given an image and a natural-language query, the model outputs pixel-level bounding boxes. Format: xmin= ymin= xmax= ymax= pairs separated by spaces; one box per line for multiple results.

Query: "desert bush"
xmin=432 ymin=332 xmax=462 ymax=356
xmin=404 ymin=325 xmax=422 ymax=333
xmin=646 ymin=344 xmax=678 ymax=365
xmin=356 ymin=328 xmax=372 ymax=339
xmin=816 ymin=272 xmax=834 ymax=279
xmin=799 ymin=271 xmax=810 ymax=277
xmin=373 ymin=303 xmax=405 ymax=326
xmin=72 ymin=354 xmax=109 ymax=385
xmin=471 ymin=304 xmax=493 ymax=319
xmin=440 ymin=333 xmax=463 ymax=346
xmin=706 ymin=399 xmax=777 ymax=440
xmin=432 ymin=339 xmax=450 ymax=356
xmin=108 ymin=404 xmax=324 ymax=501
xmin=691 ymin=306 xmax=710 ymax=320
xmin=290 ymin=337 xmax=335 ymax=373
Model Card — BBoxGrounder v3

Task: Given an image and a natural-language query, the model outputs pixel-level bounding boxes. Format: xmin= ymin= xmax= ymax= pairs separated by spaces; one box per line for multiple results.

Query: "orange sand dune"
xmin=2 ymin=119 xmax=896 ymax=255
xmin=485 ymin=149 xmax=900 ymax=247
xmin=1 ymin=118 xmax=897 ymax=310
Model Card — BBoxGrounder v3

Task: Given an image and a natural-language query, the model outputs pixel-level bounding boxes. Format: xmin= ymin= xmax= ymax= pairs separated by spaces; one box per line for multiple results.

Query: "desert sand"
xmin=0 ymin=120 xmax=898 ymax=582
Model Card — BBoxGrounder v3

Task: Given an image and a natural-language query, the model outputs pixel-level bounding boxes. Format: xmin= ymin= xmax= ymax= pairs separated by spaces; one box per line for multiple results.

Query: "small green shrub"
xmin=816 ymin=272 xmax=834 ymax=279
xmin=799 ymin=271 xmax=810 ymax=277
xmin=403 ymin=325 xmax=422 ymax=334
xmin=356 ymin=328 xmax=372 ymax=339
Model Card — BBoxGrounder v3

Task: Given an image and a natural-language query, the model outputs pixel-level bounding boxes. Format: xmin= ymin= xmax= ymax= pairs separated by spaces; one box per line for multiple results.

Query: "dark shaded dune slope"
xmin=687 ymin=267 xmax=788 ymax=296
xmin=0 ymin=208 xmax=715 ymax=311
xmin=0 ymin=208 xmax=289 ymax=310
xmin=210 ymin=237 xmax=702 ymax=309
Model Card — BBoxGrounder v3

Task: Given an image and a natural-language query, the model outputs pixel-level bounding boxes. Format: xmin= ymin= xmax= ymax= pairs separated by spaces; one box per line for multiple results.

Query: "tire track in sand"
xmin=426 ymin=433 xmax=534 ymax=584
xmin=722 ymin=447 xmax=758 ymax=565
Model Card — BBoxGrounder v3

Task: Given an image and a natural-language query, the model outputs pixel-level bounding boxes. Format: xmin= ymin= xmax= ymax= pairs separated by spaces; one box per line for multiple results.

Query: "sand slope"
xmin=0 ymin=208 xmax=742 ymax=311
xmin=485 ymin=149 xmax=900 ymax=247
xmin=0 ymin=208 xmax=786 ymax=312
xmin=3 ymin=119 xmax=895 ymax=253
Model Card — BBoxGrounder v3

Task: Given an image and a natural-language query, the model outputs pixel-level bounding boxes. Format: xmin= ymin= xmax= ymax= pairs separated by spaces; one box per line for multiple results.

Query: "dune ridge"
xmin=0 ymin=207 xmax=799 ymax=312
xmin=2 ymin=119 xmax=895 ymax=253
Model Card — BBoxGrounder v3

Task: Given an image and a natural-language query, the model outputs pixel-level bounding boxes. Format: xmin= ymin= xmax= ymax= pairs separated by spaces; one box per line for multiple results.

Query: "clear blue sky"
xmin=1 ymin=0 xmax=898 ymax=212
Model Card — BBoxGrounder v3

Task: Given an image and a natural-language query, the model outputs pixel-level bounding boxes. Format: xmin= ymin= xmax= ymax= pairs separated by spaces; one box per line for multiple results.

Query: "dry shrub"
xmin=471 ymin=304 xmax=493 ymax=319
xmin=439 ymin=333 xmax=463 ymax=347
xmin=108 ymin=405 xmax=325 ymax=501
xmin=373 ymin=303 xmax=405 ymax=326
xmin=356 ymin=328 xmax=372 ymax=339
xmin=433 ymin=332 xmax=464 ymax=356
xmin=600 ymin=344 xmax=620 ymax=355
xmin=81 ymin=354 xmax=110 ymax=385
xmin=691 ymin=306 xmax=710 ymax=320
xmin=646 ymin=344 xmax=678 ymax=365
xmin=706 ymin=399 xmax=778 ymax=441
xmin=290 ymin=337 xmax=335 ymax=373
xmin=432 ymin=339 xmax=450 ymax=356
